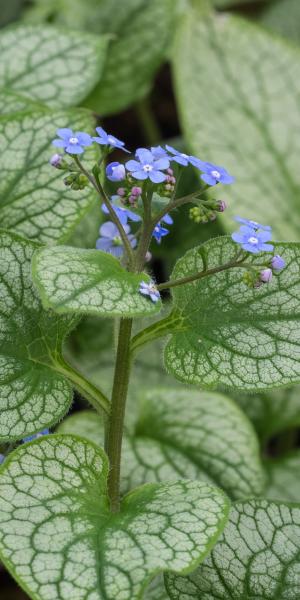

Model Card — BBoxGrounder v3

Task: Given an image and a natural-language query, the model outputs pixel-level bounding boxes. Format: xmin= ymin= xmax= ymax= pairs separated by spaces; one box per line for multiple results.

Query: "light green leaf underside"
xmin=32 ymin=245 xmax=162 ymax=317
xmin=173 ymin=12 xmax=300 ymax=240
xmin=58 ymin=385 xmax=265 ymax=500
xmin=235 ymin=386 xmax=300 ymax=441
xmin=164 ymin=238 xmax=300 ymax=390
xmin=0 ymin=24 xmax=108 ymax=107
xmin=0 ymin=435 xmax=229 ymax=600
xmin=0 ymin=230 xmax=76 ymax=441
xmin=166 ymin=499 xmax=300 ymax=599
xmin=265 ymin=451 xmax=300 ymax=503
xmin=0 ymin=109 xmax=98 ymax=243
xmin=261 ymin=0 xmax=300 ymax=43
xmin=84 ymin=0 xmax=174 ymax=115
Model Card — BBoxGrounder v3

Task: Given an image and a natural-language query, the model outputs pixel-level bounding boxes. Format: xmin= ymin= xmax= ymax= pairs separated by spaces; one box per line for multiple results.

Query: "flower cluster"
xmin=232 ymin=216 xmax=285 ymax=287
xmin=232 ymin=217 xmax=274 ymax=254
xmin=51 ymin=127 xmax=234 ymax=189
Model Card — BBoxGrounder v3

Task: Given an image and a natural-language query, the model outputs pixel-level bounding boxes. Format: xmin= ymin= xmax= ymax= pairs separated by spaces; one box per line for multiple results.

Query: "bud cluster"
xmin=116 ymin=185 xmax=142 ymax=207
xmin=244 ymin=254 xmax=286 ymax=288
xmin=189 ymin=199 xmax=227 ymax=224
xmin=64 ymin=173 xmax=89 ymax=190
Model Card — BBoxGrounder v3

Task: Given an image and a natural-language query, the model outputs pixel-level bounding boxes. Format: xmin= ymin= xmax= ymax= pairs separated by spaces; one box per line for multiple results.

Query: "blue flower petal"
xmin=149 ymin=170 xmax=166 ymax=183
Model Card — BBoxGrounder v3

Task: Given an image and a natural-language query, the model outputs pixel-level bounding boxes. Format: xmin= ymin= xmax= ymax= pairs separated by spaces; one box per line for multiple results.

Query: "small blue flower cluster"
xmin=22 ymin=429 xmax=50 ymax=443
xmin=232 ymin=217 xmax=286 ymax=287
xmin=51 ymin=127 xmax=234 ymax=188
xmin=232 ymin=217 xmax=273 ymax=254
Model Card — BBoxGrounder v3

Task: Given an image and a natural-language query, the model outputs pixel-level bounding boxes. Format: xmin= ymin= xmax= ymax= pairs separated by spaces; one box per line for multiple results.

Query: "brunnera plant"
xmin=0 ymin=118 xmax=300 ymax=600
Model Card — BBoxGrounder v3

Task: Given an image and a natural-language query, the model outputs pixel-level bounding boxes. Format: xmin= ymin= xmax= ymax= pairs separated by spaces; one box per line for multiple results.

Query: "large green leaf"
xmin=166 ymin=499 xmax=300 ymax=599
xmin=0 ymin=108 xmax=98 ymax=243
xmin=32 ymin=245 xmax=163 ymax=317
xmin=0 ymin=24 xmax=108 ymax=107
xmin=265 ymin=451 xmax=300 ymax=503
xmin=262 ymin=0 xmax=300 ymax=43
xmin=84 ymin=0 xmax=174 ymax=116
xmin=0 ymin=230 xmax=76 ymax=441
xmin=173 ymin=10 xmax=300 ymax=240
xmin=0 ymin=435 xmax=229 ymax=600
xmin=58 ymin=385 xmax=265 ymax=499
xmin=235 ymin=386 xmax=300 ymax=441
xmin=163 ymin=238 xmax=300 ymax=390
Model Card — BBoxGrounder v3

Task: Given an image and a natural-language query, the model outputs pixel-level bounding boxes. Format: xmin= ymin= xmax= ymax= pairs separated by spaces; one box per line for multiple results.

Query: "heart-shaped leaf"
xmin=0 ymin=230 xmax=77 ymax=440
xmin=32 ymin=245 xmax=162 ymax=317
xmin=265 ymin=451 xmax=300 ymax=503
xmin=58 ymin=385 xmax=266 ymax=499
xmin=0 ymin=24 xmax=108 ymax=107
xmin=84 ymin=0 xmax=174 ymax=116
xmin=173 ymin=10 xmax=300 ymax=239
xmin=163 ymin=237 xmax=300 ymax=390
xmin=166 ymin=499 xmax=300 ymax=599
xmin=0 ymin=108 xmax=98 ymax=243
xmin=0 ymin=435 xmax=230 ymax=600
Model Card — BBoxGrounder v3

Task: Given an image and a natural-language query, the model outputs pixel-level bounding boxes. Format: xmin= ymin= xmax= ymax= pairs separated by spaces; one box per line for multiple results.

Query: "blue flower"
xmin=152 ymin=223 xmax=170 ymax=243
xmin=93 ymin=127 xmax=129 ymax=152
xmin=52 ymin=128 xmax=92 ymax=154
xmin=162 ymin=213 xmax=173 ymax=225
xmin=106 ymin=162 xmax=126 ymax=182
xmin=151 ymin=145 xmax=169 ymax=160
xmin=232 ymin=225 xmax=274 ymax=254
xmin=101 ymin=196 xmax=142 ymax=225
xmin=234 ymin=216 xmax=271 ymax=231
xmin=271 ymin=255 xmax=286 ymax=272
xmin=200 ymin=162 xmax=234 ymax=186
xmin=139 ymin=281 xmax=160 ymax=303
xmin=96 ymin=221 xmax=137 ymax=258
xmin=126 ymin=148 xmax=169 ymax=183
xmin=165 ymin=144 xmax=204 ymax=169
xmin=23 ymin=429 xmax=50 ymax=443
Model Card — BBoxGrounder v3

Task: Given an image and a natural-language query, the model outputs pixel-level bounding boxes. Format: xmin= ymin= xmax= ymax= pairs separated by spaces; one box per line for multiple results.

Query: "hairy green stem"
xmin=74 ymin=156 xmax=134 ymax=268
xmin=105 ymin=318 xmax=133 ymax=512
xmin=54 ymin=357 xmax=110 ymax=415
xmin=156 ymin=257 xmax=248 ymax=291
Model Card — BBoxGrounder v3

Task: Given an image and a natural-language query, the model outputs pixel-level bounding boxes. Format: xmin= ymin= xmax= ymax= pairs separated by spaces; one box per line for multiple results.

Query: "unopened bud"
xmin=50 ymin=153 xmax=64 ymax=169
xmin=260 ymin=268 xmax=273 ymax=284
xmin=131 ymin=186 xmax=142 ymax=196
xmin=117 ymin=187 xmax=126 ymax=197
xmin=216 ymin=200 xmax=227 ymax=212
xmin=271 ymin=255 xmax=285 ymax=272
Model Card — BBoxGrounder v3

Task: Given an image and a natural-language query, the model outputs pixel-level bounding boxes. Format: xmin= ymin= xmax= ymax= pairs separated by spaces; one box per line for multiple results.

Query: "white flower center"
xmin=107 ymin=136 xmax=115 ymax=144
xmin=248 ymin=236 xmax=258 ymax=244
xmin=69 ymin=137 xmax=79 ymax=144
xmin=181 ymin=153 xmax=188 ymax=159
xmin=143 ymin=164 xmax=153 ymax=172
xmin=211 ymin=170 xmax=221 ymax=179
xmin=113 ymin=236 xmax=122 ymax=246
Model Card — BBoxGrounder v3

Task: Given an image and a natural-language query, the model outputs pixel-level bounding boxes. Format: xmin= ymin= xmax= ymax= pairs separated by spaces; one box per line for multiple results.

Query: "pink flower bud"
xmin=167 ymin=168 xmax=174 ymax=176
xmin=217 ymin=200 xmax=227 ymax=212
xmin=131 ymin=186 xmax=142 ymax=196
xmin=117 ymin=187 xmax=126 ymax=197
xmin=260 ymin=268 xmax=273 ymax=283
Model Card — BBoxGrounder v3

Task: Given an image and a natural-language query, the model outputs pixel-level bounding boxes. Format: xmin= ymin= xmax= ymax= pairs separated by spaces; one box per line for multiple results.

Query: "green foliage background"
xmin=0 ymin=0 xmax=300 ymax=598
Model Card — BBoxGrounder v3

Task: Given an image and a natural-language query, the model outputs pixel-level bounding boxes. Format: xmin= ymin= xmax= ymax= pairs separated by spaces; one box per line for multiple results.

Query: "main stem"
xmin=105 ymin=318 xmax=133 ymax=512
